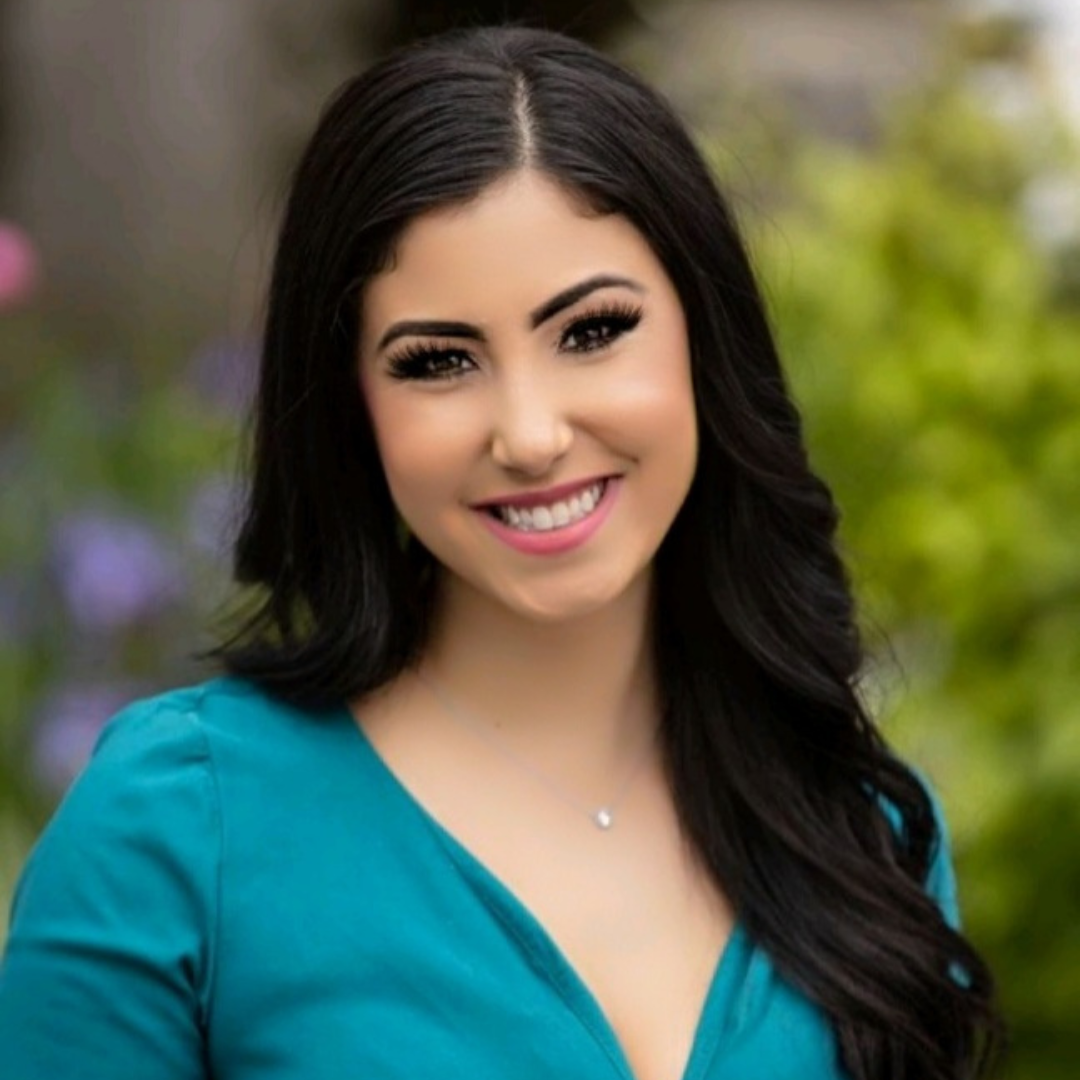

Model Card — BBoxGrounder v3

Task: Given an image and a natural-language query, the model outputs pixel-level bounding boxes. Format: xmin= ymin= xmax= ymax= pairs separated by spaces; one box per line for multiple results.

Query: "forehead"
xmin=359 ymin=170 xmax=670 ymax=339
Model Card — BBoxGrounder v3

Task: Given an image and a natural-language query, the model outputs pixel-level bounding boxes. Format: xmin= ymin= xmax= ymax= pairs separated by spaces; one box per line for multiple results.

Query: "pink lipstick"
xmin=475 ymin=476 xmax=622 ymax=556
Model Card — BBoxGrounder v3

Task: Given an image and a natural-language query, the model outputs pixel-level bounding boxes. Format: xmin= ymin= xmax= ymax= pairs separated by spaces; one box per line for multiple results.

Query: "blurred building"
xmin=0 ymin=0 xmax=1074 ymax=346
xmin=1 ymin=0 xmax=371 ymax=346
xmin=634 ymin=0 xmax=944 ymax=144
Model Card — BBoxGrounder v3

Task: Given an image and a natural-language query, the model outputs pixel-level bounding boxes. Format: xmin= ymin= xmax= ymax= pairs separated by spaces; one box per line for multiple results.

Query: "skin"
xmin=359 ymin=168 xmax=697 ymax=620
xmin=356 ymin=167 xmax=698 ymax=752
xmin=353 ymin=170 xmax=729 ymax=1080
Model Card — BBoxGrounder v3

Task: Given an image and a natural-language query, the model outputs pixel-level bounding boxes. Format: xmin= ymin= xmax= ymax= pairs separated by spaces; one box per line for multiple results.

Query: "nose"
xmin=489 ymin=372 xmax=574 ymax=477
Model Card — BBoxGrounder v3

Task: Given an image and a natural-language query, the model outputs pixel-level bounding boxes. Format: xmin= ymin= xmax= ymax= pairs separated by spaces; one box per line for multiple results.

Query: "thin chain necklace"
xmin=416 ymin=669 xmax=657 ymax=831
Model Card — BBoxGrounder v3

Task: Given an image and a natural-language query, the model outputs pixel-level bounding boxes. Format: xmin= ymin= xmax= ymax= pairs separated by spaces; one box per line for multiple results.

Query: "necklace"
xmin=416 ymin=669 xmax=657 ymax=831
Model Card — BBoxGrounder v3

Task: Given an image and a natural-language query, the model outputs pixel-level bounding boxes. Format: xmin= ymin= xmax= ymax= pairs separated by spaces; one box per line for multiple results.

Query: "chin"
xmin=492 ymin=569 xmax=644 ymax=625
xmin=504 ymin=596 xmax=609 ymax=624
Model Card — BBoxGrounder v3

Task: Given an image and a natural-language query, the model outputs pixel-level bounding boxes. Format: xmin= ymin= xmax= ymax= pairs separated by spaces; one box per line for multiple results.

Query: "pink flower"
xmin=0 ymin=222 xmax=41 ymax=311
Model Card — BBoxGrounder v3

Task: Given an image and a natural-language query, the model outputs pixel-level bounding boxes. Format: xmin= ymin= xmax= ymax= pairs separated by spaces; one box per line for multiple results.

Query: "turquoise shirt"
xmin=0 ymin=677 xmax=960 ymax=1079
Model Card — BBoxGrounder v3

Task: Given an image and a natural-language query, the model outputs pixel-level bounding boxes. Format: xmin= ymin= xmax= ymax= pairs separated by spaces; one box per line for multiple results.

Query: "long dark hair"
xmin=217 ymin=24 xmax=1001 ymax=1079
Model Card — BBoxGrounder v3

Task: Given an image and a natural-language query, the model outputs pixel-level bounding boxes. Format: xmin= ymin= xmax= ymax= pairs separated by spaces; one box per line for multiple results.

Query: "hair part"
xmin=214 ymin=25 xmax=1001 ymax=1079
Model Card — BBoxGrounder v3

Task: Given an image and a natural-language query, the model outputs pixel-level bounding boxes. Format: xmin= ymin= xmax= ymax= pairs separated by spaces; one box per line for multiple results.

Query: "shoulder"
xmin=84 ymin=675 xmax=341 ymax=776
xmin=0 ymin=680 xmax=289 ymax=1076
xmin=13 ymin=681 xmax=253 ymax=901
xmin=4 ymin=683 xmax=245 ymax=1029
xmin=13 ymin=676 xmax=325 ymax=905
xmin=94 ymin=674 xmax=323 ymax=743
xmin=70 ymin=675 xmax=387 ymax=875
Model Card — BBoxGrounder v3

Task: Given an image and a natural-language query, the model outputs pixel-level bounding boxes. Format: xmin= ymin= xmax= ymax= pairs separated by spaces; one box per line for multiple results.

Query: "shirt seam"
xmin=187 ymin=683 xmax=224 ymax=1038
xmin=134 ymin=687 xmax=223 ymax=1041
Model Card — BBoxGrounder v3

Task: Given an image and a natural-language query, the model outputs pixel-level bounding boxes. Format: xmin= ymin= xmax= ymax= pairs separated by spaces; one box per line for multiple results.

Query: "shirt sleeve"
xmin=0 ymin=695 xmax=218 ymax=1079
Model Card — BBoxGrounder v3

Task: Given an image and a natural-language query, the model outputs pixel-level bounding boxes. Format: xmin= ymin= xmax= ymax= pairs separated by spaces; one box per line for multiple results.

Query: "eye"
xmin=559 ymin=301 xmax=643 ymax=354
xmin=387 ymin=343 xmax=476 ymax=382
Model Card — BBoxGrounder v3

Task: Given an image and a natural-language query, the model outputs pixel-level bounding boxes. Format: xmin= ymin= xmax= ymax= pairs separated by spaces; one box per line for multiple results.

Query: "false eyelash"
xmin=385 ymin=299 xmax=645 ymax=382
xmin=386 ymin=340 xmax=473 ymax=381
xmin=561 ymin=301 xmax=643 ymax=352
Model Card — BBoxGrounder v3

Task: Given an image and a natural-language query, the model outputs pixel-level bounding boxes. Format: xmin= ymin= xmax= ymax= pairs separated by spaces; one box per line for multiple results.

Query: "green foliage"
xmin=749 ymin=84 xmax=1080 ymax=1080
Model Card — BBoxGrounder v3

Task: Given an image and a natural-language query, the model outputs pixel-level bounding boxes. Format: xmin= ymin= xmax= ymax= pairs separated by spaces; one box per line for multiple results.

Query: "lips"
xmin=470 ymin=474 xmax=614 ymax=512
xmin=476 ymin=475 xmax=623 ymax=556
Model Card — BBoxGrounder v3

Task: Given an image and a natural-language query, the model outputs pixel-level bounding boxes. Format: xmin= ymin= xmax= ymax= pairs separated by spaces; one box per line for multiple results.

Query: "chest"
xmin=455 ymin=801 xmax=732 ymax=1080
xmin=365 ymin=734 xmax=736 ymax=1080
xmin=518 ymin=868 xmax=732 ymax=1080
xmin=207 ymin=739 xmax=846 ymax=1080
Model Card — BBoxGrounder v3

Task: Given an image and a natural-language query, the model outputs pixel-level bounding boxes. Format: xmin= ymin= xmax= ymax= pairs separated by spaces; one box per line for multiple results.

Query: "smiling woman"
xmin=0 ymin=24 xmax=1001 ymax=1080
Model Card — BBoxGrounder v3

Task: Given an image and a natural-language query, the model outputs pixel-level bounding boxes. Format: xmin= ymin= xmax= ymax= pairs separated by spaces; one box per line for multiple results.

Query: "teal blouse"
xmin=0 ymin=677 xmax=960 ymax=1079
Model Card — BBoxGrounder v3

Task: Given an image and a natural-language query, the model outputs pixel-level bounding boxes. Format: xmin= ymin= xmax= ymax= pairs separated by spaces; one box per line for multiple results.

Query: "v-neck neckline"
xmin=335 ymin=702 xmax=748 ymax=1080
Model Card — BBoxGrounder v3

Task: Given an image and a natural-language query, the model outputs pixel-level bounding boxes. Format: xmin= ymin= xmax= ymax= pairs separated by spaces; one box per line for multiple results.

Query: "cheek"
xmin=362 ymin=387 xmax=477 ymax=516
xmin=604 ymin=338 xmax=697 ymax=462
xmin=377 ymin=430 xmax=451 ymax=511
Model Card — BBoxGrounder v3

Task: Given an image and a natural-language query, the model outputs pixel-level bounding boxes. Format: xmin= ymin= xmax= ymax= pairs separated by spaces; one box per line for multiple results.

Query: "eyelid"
xmin=556 ymin=299 xmax=644 ymax=349
xmin=385 ymin=299 xmax=644 ymax=380
xmin=385 ymin=340 xmax=476 ymax=381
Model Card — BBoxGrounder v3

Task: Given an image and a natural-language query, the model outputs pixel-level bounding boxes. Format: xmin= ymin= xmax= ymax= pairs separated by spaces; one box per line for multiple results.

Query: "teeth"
xmin=493 ymin=481 xmax=606 ymax=532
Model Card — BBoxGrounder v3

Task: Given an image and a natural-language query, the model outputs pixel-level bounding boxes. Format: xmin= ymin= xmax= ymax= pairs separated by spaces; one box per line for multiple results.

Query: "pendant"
xmin=594 ymin=808 xmax=614 ymax=829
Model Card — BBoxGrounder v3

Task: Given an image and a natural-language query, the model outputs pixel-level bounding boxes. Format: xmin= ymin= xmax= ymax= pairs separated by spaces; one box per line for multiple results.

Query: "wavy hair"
xmin=216 ymin=24 xmax=1001 ymax=1078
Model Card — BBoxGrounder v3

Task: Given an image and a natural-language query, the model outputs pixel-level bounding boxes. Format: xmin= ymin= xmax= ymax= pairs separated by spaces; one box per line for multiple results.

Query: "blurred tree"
xmin=746 ymin=72 xmax=1080 ymax=1080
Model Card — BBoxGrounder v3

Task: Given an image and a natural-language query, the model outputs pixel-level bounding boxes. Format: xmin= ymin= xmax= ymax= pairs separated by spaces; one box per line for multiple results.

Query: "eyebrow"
xmin=374 ymin=273 xmax=646 ymax=353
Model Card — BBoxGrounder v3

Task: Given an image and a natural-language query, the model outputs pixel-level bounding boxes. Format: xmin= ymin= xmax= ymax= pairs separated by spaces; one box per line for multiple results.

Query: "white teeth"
xmin=492 ymin=480 xmax=606 ymax=532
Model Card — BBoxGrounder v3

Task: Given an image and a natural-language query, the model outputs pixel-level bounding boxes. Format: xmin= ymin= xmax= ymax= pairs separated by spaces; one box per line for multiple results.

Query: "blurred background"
xmin=0 ymin=0 xmax=1077 ymax=1074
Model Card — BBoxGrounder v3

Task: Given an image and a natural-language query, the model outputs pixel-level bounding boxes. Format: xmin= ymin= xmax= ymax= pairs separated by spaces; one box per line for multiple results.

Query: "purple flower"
xmin=187 ymin=336 xmax=257 ymax=413
xmin=32 ymin=682 xmax=137 ymax=792
xmin=52 ymin=510 xmax=183 ymax=631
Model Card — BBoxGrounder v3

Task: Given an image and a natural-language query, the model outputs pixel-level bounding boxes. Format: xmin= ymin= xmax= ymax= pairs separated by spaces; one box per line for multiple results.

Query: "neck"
xmin=418 ymin=570 xmax=659 ymax=780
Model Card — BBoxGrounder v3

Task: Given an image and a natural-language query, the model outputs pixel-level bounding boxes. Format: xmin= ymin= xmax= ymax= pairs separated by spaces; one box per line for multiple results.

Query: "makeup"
xmin=475 ymin=477 xmax=622 ymax=556
xmin=359 ymin=170 xmax=697 ymax=623
xmin=385 ymin=302 xmax=644 ymax=382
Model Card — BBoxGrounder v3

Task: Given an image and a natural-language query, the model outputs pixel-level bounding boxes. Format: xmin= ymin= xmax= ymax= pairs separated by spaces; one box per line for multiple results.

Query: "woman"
xmin=0 ymin=24 xmax=999 ymax=1080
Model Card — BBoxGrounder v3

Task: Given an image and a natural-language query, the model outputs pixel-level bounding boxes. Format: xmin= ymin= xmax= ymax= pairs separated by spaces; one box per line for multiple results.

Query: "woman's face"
xmin=357 ymin=169 xmax=698 ymax=624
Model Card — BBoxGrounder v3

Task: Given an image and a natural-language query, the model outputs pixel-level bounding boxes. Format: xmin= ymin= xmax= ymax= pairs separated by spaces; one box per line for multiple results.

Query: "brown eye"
xmin=560 ymin=303 xmax=643 ymax=354
xmin=387 ymin=345 xmax=475 ymax=381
